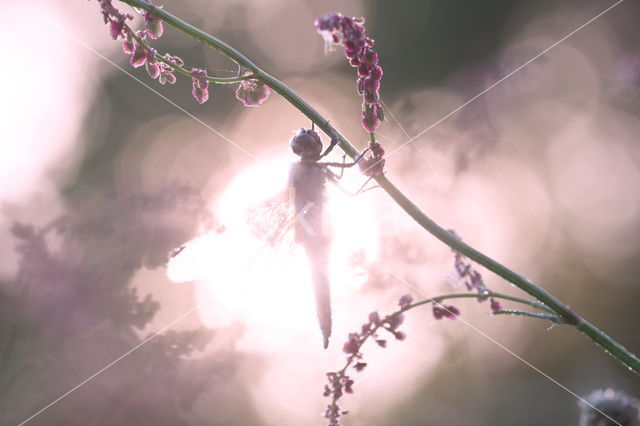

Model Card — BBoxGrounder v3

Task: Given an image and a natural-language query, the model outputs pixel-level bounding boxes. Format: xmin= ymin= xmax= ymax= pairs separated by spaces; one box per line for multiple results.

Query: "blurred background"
xmin=2 ymin=0 xmax=640 ymax=424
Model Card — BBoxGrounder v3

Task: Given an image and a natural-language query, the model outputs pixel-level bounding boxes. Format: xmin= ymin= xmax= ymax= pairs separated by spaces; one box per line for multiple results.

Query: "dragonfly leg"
xmin=354 ymin=175 xmax=381 ymax=195
xmin=319 ymin=136 xmax=340 ymax=159
xmin=318 ymin=147 xmax=371 ymax=170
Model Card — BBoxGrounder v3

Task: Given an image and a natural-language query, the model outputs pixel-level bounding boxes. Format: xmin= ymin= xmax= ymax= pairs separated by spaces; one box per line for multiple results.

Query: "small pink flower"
xmin=358 ymin=141 xmax=386 ymax=176
xmin=191 ymin=68 xmax=210 ymax=104
xmin=445 ymin=305 xmax=460 ymax=319
xmin=122 ymin=37 xmax=135 ymax=54
xmin=362 ymin=49 xmax=378 ymax=65
xmin=158 ymin=70 xmax=176 ymax=85
xmin=354 ymin=362 xmax=367 ymax=372
xmin=361 ymin=103 xmax=382 ymax=133
xmin=130 ymin=42 xmax=147 ymax=68
xmin=145 ymin=57 xmax=160 ymax=79
xmin=99 ymin=0 xmax=131 ymax=40
xmin=144 ymin=10 xmax=164 ymax=39
xmin=344 ymin=379 xmax=354 ymax=394
xmin=398 ymin=294 xmax=413 ymax=309
xmin=235 ymin=79 xmax=270 ymax=107
xmin=109 ymin=20 xmax=125 ymax=40
xmin=490 ymin=298 xmax=502 ymax=312
xmin=393 ymin=331 xmax=407 ymax=341
xmin=387 ymin=313 xmax=404 ymax=330
xmin=369 ymin=65 xmax=383 ymax=80
xmin=343 ymin=333 xmax=360 ymax=355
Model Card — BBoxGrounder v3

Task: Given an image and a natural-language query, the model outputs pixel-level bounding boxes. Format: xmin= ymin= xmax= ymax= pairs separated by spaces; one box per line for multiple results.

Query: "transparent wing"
xmin=245 ymin=195 xmax=295 ymax=249
xmin=167 ymin=195 xmax=295 ymax=283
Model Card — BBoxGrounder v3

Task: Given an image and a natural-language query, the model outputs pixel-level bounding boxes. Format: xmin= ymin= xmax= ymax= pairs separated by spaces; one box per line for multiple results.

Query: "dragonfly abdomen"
xmin=289 ymin=160 xmax=332 ymax=348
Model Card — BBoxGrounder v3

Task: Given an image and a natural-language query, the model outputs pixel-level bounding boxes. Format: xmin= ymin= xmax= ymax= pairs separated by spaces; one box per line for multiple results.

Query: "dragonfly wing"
xmin=168 ymin=196 xmax=295 ymax=283
xmin=167 ymin=228 xmax=225 ymax=283
xmin=245 ymin=195 xmax=294 ymax=246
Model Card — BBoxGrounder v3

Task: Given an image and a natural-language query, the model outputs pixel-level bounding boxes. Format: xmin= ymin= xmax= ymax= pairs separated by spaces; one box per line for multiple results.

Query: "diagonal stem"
xmin=116 ymin=0 xmax=640 ymax=375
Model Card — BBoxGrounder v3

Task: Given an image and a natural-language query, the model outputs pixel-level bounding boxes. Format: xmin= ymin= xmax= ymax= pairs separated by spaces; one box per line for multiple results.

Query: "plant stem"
xmin=409 ymin=292 xmax=556 ymax=315
xmin=126 ymin=25 xmax=251 ymax=83
xmin=492 ymin=310 xmax=564 ymax=324
xmin=339 ymin=290 xmax=559 ymax=376
xmin=116 ymin=0 xmax=640 ymax=375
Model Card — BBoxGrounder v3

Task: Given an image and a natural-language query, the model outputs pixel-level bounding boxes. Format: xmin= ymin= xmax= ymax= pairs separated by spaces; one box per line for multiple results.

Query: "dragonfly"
xmin=168 ymin=127 xmax=374 ymax=349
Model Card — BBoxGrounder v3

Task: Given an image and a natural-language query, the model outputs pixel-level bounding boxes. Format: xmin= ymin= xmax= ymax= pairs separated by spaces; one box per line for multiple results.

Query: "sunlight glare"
xmin=169 ymin=154 xmax=379 ymax=350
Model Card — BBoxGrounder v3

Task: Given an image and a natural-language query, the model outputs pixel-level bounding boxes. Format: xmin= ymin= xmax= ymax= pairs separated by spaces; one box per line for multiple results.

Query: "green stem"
xmin=408 ymin=291 xmax=556 ymax=315
xmin=493 ymin=310 xmax=564 ymax=324
xmin=126 ymin=25 xmax=250 ymax=84
xmin=338 ymin=291 xmax=558 ymax=376
xmin=116 ymin=0 xmax=640 ymax=375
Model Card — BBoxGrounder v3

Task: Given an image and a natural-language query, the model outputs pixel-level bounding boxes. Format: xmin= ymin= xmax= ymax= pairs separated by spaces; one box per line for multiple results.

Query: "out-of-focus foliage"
xmin=0 ymin=185 xmax=261 ymax=425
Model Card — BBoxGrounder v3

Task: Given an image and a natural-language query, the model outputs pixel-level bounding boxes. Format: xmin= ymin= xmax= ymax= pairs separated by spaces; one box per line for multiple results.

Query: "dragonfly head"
xmin=290 ymin=128 xmax=323 ymax=161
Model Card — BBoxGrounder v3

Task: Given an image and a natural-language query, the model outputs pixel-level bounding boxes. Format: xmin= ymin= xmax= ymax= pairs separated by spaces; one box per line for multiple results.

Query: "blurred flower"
xmin=579 ymin=388 xmax=640 ymax=426
xmin=447 ymin=229 xmax=499 ymax=312
xmin=398 ymin=294 xmax=413 ymax=309
xmin=324 ymin=301 xmax=409 ymax=425
xmin=432 ymin=303 xmax=460 ymax=320
xmin=343 ymin=333 xmax=359 ymax=355
xmin=490 ymin=298 xmax=502 ymax=312
xmin=354 ymin=362 xmax=367 ymax=371
xmin=386 ymin=313 xmax=404 ymax=330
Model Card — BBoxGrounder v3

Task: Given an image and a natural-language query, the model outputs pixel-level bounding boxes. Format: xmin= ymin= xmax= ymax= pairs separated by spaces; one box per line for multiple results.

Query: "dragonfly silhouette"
xmin=169 ymin=127 xmax=371 ymax=348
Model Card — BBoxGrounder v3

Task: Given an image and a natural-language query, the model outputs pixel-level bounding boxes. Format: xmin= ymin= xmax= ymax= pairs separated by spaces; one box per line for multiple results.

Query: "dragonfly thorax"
xmin=290 ymin=128 xmax=323 ymax=161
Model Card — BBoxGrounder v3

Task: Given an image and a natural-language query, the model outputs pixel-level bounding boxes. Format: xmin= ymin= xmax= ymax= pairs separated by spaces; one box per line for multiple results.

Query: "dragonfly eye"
xmin=290 ymin=128 xmax=323 ymax=159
